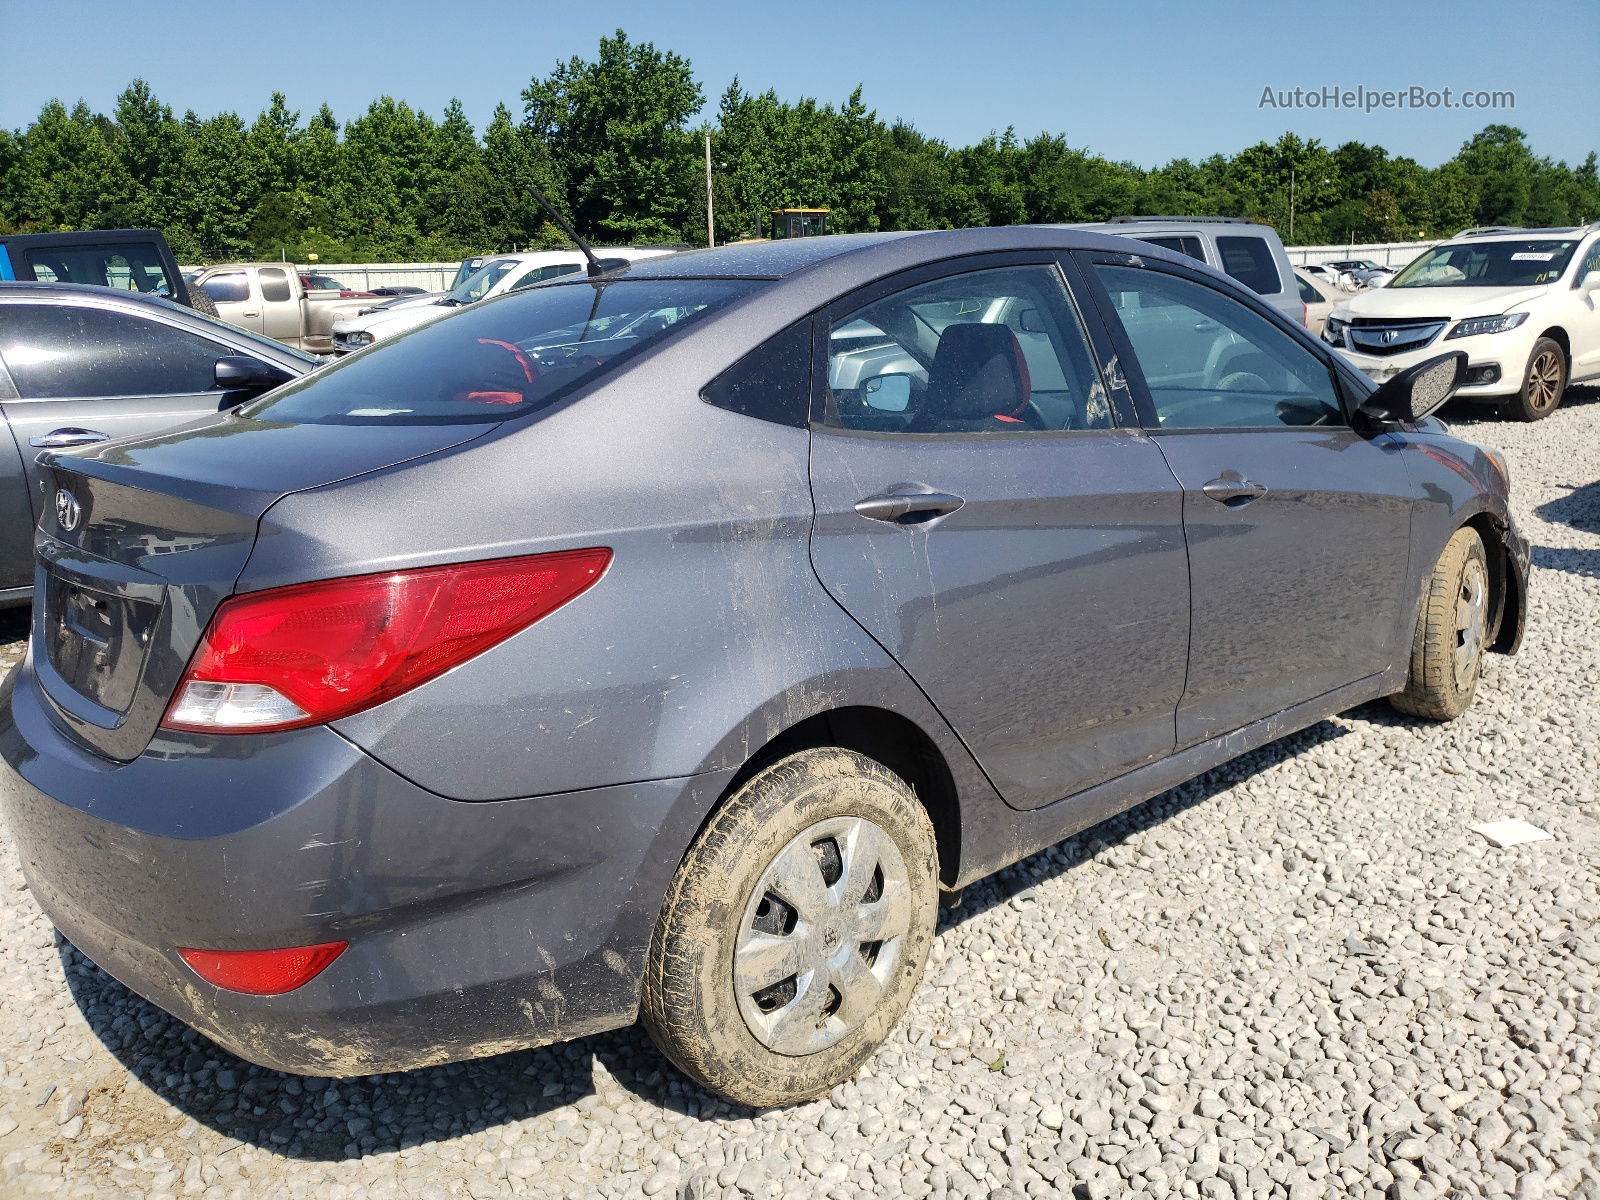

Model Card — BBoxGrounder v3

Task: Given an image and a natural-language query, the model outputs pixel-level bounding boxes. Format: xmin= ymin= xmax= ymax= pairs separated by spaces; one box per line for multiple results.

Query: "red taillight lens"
xmin=178 ymin=941 xmax=348 ymax=995
xmin=162 ymin=549 xmax=611 ymax=734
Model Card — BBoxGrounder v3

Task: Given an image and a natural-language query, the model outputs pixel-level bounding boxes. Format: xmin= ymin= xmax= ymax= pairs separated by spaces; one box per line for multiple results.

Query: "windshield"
xmin=241 ymin=278 xmax=758 ymax=425
xmin=1390 ymin=240 xmax=1578 ymax=289
xmin=447 ymin=259 xmax=520 ymax=305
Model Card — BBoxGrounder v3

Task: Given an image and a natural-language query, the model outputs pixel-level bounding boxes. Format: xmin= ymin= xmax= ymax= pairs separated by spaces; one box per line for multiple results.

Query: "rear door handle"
xmin=30 ymin=428 xmax=109 ymax=449
xmin=855 ymin=487 xmax=965 ymax=524
xmin=1201 ymin=475 xmax=1268 ymax=506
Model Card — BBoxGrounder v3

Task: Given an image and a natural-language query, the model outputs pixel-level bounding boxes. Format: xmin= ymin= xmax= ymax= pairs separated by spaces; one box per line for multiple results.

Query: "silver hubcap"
xmin=1454 ymin=557 xmax=1488 ymax=687
xmin=733 ymin=816 xmax=911 ymax=1056
xmin=1527 ymin=350 xmax=1561 ymax=410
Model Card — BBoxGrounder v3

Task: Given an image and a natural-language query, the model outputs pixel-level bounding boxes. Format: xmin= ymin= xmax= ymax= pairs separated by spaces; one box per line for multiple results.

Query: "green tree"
xmin=523 ymin=29 xmax=703 ymax=242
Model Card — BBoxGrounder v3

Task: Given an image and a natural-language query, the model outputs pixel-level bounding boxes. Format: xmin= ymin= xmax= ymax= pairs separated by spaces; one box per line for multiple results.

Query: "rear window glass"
xmin=1136 ymin=235 xmax=1206 ymax=263
xmin=243 ymin=278 xmax=758 ymax=425
xmin=1216 ymin=236 xmax=1281 ymax=295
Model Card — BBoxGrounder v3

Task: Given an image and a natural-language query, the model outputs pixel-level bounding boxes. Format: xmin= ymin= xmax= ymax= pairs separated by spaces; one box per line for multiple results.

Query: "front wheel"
xmin=1509 ymin=337 xmax=1566 ymax=421
xmin=1391 ymin=527 xmax=1491 ymax=720
xmin=642 ymin=748 xmax=938 ymax=1107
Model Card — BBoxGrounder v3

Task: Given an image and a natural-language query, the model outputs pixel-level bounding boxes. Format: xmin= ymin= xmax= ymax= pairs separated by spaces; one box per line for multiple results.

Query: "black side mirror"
xmin=1359 ymin=351 xmax=1466 ymax=427
xmin=215 ymin=356 xmax=291 ymax=391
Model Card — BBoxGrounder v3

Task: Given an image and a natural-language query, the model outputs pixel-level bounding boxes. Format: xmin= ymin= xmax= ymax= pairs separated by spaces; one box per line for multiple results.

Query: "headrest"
xmin=925 ymin=324 xmax=1030 ymax=421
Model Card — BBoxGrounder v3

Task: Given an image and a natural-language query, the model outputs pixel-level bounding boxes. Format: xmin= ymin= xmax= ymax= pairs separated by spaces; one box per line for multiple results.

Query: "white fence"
xmin=1286 ymin=241 xmax=1441 ymax=270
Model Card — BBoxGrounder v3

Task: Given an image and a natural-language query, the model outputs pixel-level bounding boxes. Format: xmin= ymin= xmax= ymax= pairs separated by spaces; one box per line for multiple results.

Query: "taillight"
xmin=162 ymin=549 xmax=611 ymax=734
xmin=178 ymin=941 xmax=347 ymax=994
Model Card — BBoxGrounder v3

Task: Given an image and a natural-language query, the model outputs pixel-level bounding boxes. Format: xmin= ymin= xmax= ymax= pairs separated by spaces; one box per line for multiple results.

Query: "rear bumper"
xmin=0 ymin=658 xmax=730 ymax=1075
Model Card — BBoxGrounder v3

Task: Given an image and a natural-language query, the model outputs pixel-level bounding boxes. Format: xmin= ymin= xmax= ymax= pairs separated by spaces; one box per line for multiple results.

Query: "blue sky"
xmin=5 ymin=0 xmax=1595 ymax=167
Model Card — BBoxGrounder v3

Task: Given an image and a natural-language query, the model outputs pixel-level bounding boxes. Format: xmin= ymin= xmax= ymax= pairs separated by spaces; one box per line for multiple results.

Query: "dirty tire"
xmin=1391 ymin=527 xmax=1491 ymax=720
xmin=642 ymin=748 xmax=938 ymax=1108
xmin=1509 ymin=336 xmax=1566 ymax=421
xmin=183 ymin=281 xmax=220 ymax=318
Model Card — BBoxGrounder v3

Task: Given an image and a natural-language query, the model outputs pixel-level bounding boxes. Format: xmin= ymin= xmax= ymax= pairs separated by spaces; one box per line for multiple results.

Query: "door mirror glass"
xmin=863 ymin=373 xmax=912 ymax=411
xmin=1361 ymin=351 xmax=1466 ymax=424
xmin=215 ymin=356 xmax=289 ymax=391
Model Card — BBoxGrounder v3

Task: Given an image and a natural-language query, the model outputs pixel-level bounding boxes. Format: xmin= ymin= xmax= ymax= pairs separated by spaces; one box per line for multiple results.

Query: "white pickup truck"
xmin=192 ymin=263 xmax=372 ymax=353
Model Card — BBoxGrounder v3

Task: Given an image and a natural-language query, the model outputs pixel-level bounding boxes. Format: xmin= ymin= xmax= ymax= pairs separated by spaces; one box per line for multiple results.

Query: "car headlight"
xmin=1445 ymin=313 xmax=1529 ymax=339
xmin=1323 ymin=316 xmax=1347 ymax=347
xmin=343 ymin=331 xmax=374 ymax=347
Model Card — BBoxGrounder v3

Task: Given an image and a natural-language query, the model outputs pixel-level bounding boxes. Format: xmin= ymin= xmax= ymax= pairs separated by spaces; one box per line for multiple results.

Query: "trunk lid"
xmin=33 ymin=411 xmax=495 ymax=761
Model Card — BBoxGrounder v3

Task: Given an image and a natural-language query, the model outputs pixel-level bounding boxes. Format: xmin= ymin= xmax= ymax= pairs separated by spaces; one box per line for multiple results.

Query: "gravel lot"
xmin=2 ymin=392 xmax=1597 ymax=1200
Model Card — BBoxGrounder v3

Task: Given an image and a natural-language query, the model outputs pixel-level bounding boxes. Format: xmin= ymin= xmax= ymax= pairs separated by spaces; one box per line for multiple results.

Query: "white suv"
xmin=1324 ymin=224 xmax=1600 ymax=420
xmin=331 ymin=247 xmax=675 ymax=354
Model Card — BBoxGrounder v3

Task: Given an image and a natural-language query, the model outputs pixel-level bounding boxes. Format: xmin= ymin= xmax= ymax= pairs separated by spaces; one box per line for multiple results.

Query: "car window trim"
xmin=809 ymin=250 xmax=1132 ymax=437
xmin=1070 ymin=249 xmax=1357 ymax=431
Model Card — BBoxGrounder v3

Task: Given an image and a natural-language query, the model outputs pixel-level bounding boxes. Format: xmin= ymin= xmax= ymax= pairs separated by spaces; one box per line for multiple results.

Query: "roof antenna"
xmin=523 ymin=184 xmax=607 ymax=278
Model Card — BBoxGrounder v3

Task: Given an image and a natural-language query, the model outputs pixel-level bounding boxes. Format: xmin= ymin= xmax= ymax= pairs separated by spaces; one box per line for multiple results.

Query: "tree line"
xmin=1 ymin=29 xmax=1595 ymax=263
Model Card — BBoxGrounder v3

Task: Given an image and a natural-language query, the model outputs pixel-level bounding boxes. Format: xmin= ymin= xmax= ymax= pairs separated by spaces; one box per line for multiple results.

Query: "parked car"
xmin=356 ymin=292 xmax=445 ymax=316
xmin=0 ymin=227 xmax=1528 ymax=1108
xmin=1325 ymin=223 xmax=1600 ymax=419
xmin=1324 ymin=258 xmax=1396 ymax=289
xmin=0 ymin=282 xmax=317 ymax=606
xmin=299 ymin=273 xmax=376 ymax=298
xmin=330 ymin=247 xmax=676 ymax=353
xmin=1298 ymin=262 xmax=1343 ymax=288
xmin=1069 ymin=216 xmax=1303 ymax=324
xmin=192 ymin=263 xmax=372 ymax=353
xmin=1295 ymin=268 xmax=1342 ymax=337
xmin=369 ymin=285 xmax=426 ymax=296
xmin=1 ymin=229 xmax=209 ymax=313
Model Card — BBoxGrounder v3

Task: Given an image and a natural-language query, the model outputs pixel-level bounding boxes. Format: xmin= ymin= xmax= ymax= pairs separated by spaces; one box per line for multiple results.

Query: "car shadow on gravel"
xmin=933 ymin=716 xmax=1356 ymax=928
xmin=1533 ymin=479 xmax=1600 ymax=580
xmin=0 ymin=608 xmax=27 ymax=642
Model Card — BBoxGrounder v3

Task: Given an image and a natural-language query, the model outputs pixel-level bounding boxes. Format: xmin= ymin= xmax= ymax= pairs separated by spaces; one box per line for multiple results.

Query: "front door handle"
xmin=1201 ymin=474 xmax=1268 ymax=506
xmin=30 ymin=428 xmax=109 ymax=449
xmin=855 ymin=487 xmax=965 ymax=524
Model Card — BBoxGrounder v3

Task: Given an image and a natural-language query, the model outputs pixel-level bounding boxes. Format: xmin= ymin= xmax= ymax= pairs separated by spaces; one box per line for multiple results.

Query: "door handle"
xmin=855 ymin=487 xmax=965 ymax=524
xmin=1201 ymin=475 xmax=1268 ymax=506
xmin=241 ymin=311 xmax=261 ymax=318
xmin=30 ymin=428 xmax=109 ymax=449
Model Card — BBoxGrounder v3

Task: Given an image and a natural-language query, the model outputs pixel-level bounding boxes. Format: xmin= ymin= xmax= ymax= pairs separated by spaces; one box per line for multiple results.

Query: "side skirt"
xmin=953 ymin=670 xmax=1398 ymax=889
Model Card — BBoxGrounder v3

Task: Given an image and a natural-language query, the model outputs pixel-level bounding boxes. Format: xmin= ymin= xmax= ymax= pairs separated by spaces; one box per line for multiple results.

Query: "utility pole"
xmin=1289 ymin=169 xmax=1296 ymax=242
xmin=704 ymin=134 xmax=715 ymax=249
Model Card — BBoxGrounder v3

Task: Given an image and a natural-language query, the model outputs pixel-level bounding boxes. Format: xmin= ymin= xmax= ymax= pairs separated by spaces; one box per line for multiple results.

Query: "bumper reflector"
xmin=178 ymin=941 xmax=348 ymax=995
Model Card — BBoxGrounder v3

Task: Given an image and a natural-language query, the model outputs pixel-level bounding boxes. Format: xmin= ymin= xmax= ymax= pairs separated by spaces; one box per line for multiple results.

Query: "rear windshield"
xmin=1389 ymin=239 xmax=1578 ymax=288
xmin=242 ymin=278 xmax=757 ymax=425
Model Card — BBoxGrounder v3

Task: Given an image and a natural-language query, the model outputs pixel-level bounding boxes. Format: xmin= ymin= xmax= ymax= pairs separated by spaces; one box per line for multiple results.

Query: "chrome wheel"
xmin=733 ymin=816 xmax=911 ymax=1056
xmin=1454 ymin=555 xmax=1489 ymax=688
xmin=1526 ymin=348 xmax=1562 ymax=412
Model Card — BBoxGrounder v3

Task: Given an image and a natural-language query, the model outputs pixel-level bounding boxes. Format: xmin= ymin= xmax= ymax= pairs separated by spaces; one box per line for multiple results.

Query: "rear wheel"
xmin=1391 ymin=527 xmax=1491 ymax=720
xmin=1509 ymin=337 xmax=1566 ymax=421
xmin=642 ymin=748 xmax=938 ymax=1107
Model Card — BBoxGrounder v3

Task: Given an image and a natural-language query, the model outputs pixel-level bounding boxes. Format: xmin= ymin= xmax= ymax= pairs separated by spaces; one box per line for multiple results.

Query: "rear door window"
xmin=259 ymin=268 xmax=293 ymax=302
xmin=0 ymin=303 xmax=230 ymax=399
xmin=1136 ymin=235 xmax=1207 ymax=263
xmin=1216 ymin=236 xmax=1282 ymax=295
xmin=243 ymin=278 xmax=758 ymax=425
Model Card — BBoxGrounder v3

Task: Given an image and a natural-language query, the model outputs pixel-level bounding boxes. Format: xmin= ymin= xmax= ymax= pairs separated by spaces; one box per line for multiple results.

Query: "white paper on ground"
xmin=1469 ymin=819 xmax=1553 ymax=848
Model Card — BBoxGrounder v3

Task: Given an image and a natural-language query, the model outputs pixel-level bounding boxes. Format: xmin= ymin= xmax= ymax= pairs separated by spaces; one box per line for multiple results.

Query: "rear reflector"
xmin=162 ymin=548 xmax=611 ymax=734
xmin=178 ymin=941 xmax=348 ymax=995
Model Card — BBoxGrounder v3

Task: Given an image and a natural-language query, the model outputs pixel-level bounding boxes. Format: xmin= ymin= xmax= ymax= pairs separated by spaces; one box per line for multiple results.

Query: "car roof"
xmin=600 ymin=226 xmax=1170 ymax=282
xmin=0 ymin=279 xmax=185 ymax=306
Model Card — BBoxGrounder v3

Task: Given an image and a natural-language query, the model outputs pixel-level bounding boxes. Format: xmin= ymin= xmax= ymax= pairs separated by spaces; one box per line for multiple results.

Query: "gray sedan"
xmin=0 ymin=227 xmax=1528 ymax=1107
xmin=0 ymin=283 xmax=316 ymax=606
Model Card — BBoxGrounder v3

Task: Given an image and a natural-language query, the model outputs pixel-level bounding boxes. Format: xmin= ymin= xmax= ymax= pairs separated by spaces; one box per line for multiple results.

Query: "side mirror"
xmin=1359 ymin=351 xmax=1466 ymax=426
xmin=1579 ymin=270 xmax=1600 ymax=294
xmin=863 ymin=373 xmax=913 ymax=412
xmin=215 ymin=356 xmax=291 ymax=391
